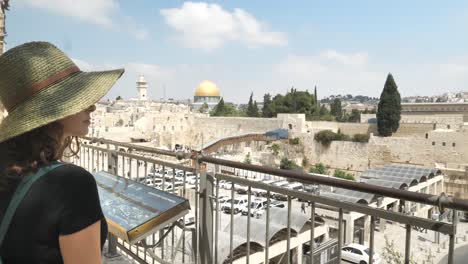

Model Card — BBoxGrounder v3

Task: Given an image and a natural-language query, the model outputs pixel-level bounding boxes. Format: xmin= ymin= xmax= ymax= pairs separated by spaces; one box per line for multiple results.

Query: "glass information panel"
xmin=93 ymin=171 xmax=190 ymax=244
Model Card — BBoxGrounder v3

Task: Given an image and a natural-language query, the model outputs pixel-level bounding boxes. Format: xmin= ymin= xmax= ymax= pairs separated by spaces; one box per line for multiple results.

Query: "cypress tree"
xmin=247 ymin=92 xmax=259 ymax=117
xmin=377 ymin=73 xmax=401 ymax=136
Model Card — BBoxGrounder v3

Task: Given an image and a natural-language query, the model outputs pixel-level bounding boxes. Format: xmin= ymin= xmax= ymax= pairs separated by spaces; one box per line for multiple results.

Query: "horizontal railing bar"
xmin=204 ymin=156 xmax=468 ymax=212
xmin=215 ymin=173 xmax=455 ymax=235
xmin=83 ymin=137 xmax=177 ymax=157
xmin=82 ymin=144 xmax=195 ymax=173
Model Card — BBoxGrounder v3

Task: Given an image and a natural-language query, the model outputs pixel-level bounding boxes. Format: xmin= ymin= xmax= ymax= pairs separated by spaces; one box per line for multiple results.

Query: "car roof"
xmin=345 ymin=243 xmax=368 ymax=250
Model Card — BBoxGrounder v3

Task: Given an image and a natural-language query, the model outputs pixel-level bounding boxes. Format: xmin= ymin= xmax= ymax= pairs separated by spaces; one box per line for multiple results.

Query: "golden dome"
xmin=194 ymin=81 xmax=220 ymax=97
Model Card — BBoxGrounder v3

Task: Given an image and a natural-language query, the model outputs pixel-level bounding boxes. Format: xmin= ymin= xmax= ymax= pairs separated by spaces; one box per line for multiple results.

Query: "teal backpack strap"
xmin=0 ymin=161 xmax=65 ymax=254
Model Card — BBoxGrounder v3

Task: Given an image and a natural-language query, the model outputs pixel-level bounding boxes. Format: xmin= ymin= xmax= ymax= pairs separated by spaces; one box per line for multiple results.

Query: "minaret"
xmin=137 ymin=74 xmax=148 ymax=101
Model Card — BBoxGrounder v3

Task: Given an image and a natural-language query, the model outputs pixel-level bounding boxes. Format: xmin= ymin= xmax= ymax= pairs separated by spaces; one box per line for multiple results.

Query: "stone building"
xmin=402 ymin=102 xmax=468 ymax=121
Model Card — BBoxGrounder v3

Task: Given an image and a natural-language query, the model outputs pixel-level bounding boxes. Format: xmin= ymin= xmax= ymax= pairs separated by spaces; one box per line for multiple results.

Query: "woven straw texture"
xmin=0 ymin=42 xmax=124 ymax=143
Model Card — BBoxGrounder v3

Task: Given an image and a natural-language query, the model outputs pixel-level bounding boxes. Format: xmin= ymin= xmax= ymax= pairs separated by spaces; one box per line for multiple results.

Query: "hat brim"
xmin=0 ymin=68 xmax=124 ymax=143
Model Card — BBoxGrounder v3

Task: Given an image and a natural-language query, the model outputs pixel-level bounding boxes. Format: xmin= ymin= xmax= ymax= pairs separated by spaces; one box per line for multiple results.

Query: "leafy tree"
xmin=262 ymin=93 xmax=274 ymax=117
xmin=199 ymin=102 xmax=209 ymax=113
xmin=116 ymin=95 xmax=123 ymax=100
xmin=210 ymin=99 xmax=241 ymax=117
xmin=246 ymin=92 xmax=260 ymax=117
xmin=330 ymin=98 xmax=342 ymax=120
xmin=381 ymin=236 xmax=417 ymax=264
xmin=267 ymin=88 xmax=318 ymax=120
xmin=377 ymin=73 xmax=401 ymax=136
xmin=333 ymin=169 xmax=355 ymax=181
xmin=302 ymin=157 xmax=309 ymax=167
xmin=347 ymin=109 xmax=361 ymax=123
xmin=211 ymin=98 xmax=226 ymax=116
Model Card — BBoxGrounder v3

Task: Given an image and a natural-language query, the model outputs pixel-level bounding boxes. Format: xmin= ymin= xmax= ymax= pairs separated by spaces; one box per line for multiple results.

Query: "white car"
xmin=241 ymin=197 xmax=268 ymax=218
xmin=222 ymin=196 xmax=248 ymax=214
xmin=341 ymin=243 xmax=381 ymax=264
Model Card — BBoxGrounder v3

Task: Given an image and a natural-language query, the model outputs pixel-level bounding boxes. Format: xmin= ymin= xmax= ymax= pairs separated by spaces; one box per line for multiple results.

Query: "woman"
xmin=0 ymin=41 xmax=124 ymax=263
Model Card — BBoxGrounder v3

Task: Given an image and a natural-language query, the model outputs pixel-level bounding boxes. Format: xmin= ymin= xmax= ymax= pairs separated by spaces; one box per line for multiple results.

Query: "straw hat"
xmin=0 ymin=41 xmax=124 ymax=143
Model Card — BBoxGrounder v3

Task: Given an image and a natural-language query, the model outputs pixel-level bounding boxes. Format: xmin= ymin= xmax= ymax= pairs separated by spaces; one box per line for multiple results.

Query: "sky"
xmin=4 ymin=0 xmax=468 ymax=103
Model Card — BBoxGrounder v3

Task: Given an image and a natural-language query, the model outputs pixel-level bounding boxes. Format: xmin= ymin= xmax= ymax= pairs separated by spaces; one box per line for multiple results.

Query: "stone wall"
xmin=296 ymin=129 xmax=468 ymax=173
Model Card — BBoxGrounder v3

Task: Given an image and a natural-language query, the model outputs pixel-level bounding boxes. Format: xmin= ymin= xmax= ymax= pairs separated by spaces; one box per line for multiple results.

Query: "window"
xmin=432 ymin=142 xmax=435 ymax=146
xmin=447 ymin=125 xmax=451 ymax=129
xmin=443 ymin=142 xmax=446 ymax=146
xmin=425 ymin=133 xmax=428 ymax=139
xmin=453 ymin=143 xmax=456 ymax=147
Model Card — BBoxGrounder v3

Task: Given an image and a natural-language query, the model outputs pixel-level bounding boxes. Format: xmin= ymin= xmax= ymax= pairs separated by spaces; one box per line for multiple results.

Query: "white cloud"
xmin=160 ymin=2 xmax=287 ymax=50
xmin=274 ymin=50 xmax=383 ymax=97
xmin=16 ymin=0 xmax=148 ymax=39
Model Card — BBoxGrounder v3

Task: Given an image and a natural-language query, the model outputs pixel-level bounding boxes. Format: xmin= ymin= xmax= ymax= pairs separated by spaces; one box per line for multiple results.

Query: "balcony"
xmin=72 ymin=137 xmax=468 ymax=264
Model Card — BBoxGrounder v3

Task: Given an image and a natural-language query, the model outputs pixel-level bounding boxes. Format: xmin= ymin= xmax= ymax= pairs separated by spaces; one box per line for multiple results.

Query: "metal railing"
xmin=71 ymin=137 xmax=468 ymax=264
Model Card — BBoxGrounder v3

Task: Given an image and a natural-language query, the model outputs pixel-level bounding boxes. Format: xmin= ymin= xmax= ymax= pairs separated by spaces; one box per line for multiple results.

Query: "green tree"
xmin=377 ymin=73 xmax=401 ymax=137
xmin=199 ymin=102 xmax=209 ymax=113
xmin=211 ymin=98 xmax=226 ymax=116
xmin=347 ymin=109 xmax=361 ymax=123
xmin=246 ymin=92 xmax=259 ymax=117
xmin=302 ymin=157 xmax=309 ymax=168
xmin=116 ymin=95 xmax=123 ymax=100
xmin=262 ymin=93 xmax=274 ymax=117
xmin=211 ymin=98 xmax=239 ymax=116
xmin=330 ymin=98 xmax=342 ymax=120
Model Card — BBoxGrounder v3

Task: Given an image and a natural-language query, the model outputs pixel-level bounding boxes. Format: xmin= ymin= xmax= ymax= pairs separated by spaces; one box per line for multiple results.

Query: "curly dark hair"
xmin=0 ymin=121 xmax=80 ymax=191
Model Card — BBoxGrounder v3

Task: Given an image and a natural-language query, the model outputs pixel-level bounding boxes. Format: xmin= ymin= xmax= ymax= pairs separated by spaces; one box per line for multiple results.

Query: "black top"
xmin=0 ymin=164 xmax=108 ymax=263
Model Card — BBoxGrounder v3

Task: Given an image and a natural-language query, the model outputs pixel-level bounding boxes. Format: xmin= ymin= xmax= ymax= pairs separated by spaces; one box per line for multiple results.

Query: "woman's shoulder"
xmin=43 ymin=163 xmax=96 ymax=187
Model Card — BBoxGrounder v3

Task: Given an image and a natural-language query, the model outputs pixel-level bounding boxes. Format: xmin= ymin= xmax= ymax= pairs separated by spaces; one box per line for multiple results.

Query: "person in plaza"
xmin=0 ymin=42 xmax=124 ymax=263
xmin=301 ymin=201 xmax=306 ymax=214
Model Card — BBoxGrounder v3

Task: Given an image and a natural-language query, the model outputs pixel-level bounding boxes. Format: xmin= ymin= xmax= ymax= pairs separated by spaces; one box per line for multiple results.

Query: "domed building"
xmin=192 ymin=80 xmax=221 ymax=110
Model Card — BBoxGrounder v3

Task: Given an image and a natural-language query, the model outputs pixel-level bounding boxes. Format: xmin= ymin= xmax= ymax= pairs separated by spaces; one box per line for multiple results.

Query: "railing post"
xmin=104 ymin=229 xmax=120 ymax=258
xmin=105 ymin=145 xmax=119 ymax=257
xmin=199 ymin=162 xmax=213 ymax=264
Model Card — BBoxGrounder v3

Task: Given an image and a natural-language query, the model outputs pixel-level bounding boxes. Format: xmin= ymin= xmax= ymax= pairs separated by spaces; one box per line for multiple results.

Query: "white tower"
xmin=137 ymin=74 xmax=148 ymax=101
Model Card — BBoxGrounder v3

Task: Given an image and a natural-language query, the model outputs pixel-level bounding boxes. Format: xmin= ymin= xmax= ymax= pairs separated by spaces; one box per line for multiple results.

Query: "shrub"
xmin=289 ymin=137 xmax=300 ymax=145
xmin=309 ymin=163 xmax=329 ymax=175
xmin=333 ymin=169 xmax=355 ymax=181
xmin=302 ymin=157 xmax=309 ymax=167
xmin=243 ymin=153 xmax=252 ymax=164
xmin=280 ymin=157 xmax=299 ymax=170
xmin=314 ymin=130 xmax=337 ymax=147
xmin=271 ymin=143 xmax=280 ymax=156
xmin=352 ymin=133 xmax=370 ymax=143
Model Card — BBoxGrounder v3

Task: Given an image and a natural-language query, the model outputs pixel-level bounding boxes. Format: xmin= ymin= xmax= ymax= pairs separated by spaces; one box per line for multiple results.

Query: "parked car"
xmin=269 ymin=200 xmax=286 ymax=208
xmin=341 ymin=243 xmax=381 ymax=264
xmin=223 ymin=196 xmax=248 ymax=214
xmin=213 ymin=195 xmax=230 ymax=208
xmin=241 ymin=197 xmax=268 ymax=218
